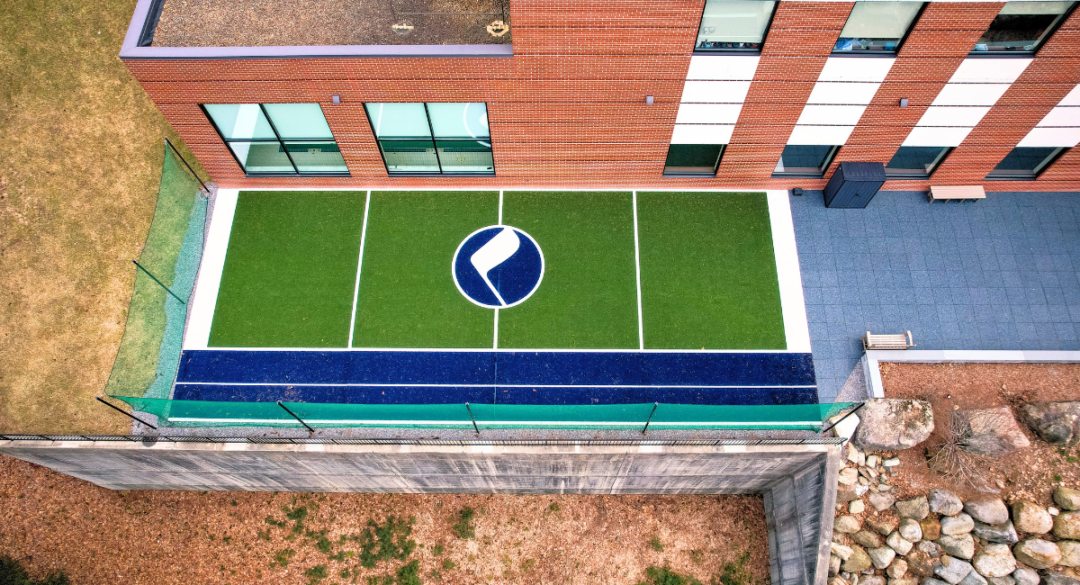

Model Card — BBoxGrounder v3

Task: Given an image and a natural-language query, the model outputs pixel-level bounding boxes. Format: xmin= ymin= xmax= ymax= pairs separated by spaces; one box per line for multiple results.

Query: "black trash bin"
xmin=823 ymin=162 xmax=886 ymax=208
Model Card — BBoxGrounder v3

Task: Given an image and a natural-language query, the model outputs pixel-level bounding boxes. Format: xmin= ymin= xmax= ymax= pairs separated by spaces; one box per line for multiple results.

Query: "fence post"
xmin=276 ymin=401 xmax=315 ymax=433
xmin=641 ymin=402 xmax=659 ymax=435
xmin=465 ymin=402 xmax=480 ymax=435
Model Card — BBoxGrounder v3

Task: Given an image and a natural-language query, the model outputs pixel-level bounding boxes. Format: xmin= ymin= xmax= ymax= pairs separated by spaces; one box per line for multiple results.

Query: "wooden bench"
xmin=928 ymin=185 xmax=986 ymax=203
xmin=863 ymin=331 xmax=915 ymax=351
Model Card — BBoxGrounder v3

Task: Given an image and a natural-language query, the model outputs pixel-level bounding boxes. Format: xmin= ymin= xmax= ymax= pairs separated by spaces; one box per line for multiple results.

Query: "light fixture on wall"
xmin=645 ymin=95 xmax=654 ymax=105
xmin=332 ymin=95 xmax=341 ymax=105
xmin=899 ymin=98 xmax=909 ymax=108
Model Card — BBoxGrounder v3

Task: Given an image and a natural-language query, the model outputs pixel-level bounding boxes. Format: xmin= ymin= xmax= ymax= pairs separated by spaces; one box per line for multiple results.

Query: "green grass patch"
xmin=356 ymin=516 xmax=417 ymax=568
xmin=0 ymin=555 xmax=69 ymax=585
xmin=499 ymin=192 xmax=638 ymax=349
xmin=636 ymin=192 xmax=785 ymax=350
xmin=451 ymin=506 xmax=476 ymax=539
xmin=351 ymin=191 xmax=497 ymax=348
xmin=209 ymin=191 xmax=368 ymax=347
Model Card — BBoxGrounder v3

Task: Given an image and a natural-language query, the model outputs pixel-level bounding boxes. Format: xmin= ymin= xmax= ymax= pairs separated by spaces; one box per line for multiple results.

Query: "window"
xmin=986 ymin=147 xmax=1066 ymax=179
xmin=695 ymin=0 xmax=778 ymax=52
xmin=203 ymin=103 xmax=348 ymax=175
xmin=972 ymin=1 xmax=1076 ymax=53
xmin=773 ymin=145 xmax=840 ymax=177
xmin=833 ymin=2 xmax=924 ymax=53
xmin=364 ymin=103 xmax=494 ymax=175
xmin=664 ymin=144 xmax=725 ymax=176
xmin=885 ymin=146 xmax=952 ymax=178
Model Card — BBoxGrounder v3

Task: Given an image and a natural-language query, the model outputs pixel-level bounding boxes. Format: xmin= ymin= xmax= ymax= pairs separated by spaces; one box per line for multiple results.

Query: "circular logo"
xmin=452 ymin=225 xmax=544 ymax=309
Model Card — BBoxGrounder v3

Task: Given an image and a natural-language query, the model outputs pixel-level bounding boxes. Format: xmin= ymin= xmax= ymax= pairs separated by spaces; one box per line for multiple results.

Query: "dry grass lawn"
xmin=0 ymin=0 xmax=207 ymax=433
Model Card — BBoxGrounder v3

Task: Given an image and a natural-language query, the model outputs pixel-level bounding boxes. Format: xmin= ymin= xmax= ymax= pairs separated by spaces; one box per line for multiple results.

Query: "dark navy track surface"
xmin=175 ymin=349 xmax=817 ymax=406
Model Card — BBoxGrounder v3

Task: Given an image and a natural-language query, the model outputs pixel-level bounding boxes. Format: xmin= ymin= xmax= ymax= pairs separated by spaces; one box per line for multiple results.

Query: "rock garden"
xmin=829 ymin=363 xmax=1080 ymax=585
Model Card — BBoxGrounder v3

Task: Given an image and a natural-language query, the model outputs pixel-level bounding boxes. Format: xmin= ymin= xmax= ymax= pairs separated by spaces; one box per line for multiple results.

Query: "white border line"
xmin=178 ymin=382 xmax=816 ymax=389
xmin=766 ymin=190 xmax=812 ymax=353
xmin=347 ymin=190 xmax=372 ymax=348
xmin=183 ymin=189 xmax=239 ymax=350
xmin=632 ymin=191 xmax=645 ymax=351
xmin=166 ymin=417 xmax=822 ymax=427
xmin=189 ymin=346 xmax=806 ymax=354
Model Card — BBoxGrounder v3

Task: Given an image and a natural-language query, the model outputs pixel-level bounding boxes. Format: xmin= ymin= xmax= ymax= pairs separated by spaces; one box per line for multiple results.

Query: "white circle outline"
xmin=451 ymin=224 xmax=545 ymax=310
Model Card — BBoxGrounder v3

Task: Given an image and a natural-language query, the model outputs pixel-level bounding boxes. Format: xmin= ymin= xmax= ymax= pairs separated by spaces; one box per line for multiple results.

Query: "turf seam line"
xmin=632 ymin=191 xmax=644 ymax=351
xmin=347 ymin=190 xmax=372 ymax=349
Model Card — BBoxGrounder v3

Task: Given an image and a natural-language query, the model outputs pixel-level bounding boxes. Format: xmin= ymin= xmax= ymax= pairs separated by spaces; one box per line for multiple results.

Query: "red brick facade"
xmin=124 ymin=0 xmax=1080 ymax=191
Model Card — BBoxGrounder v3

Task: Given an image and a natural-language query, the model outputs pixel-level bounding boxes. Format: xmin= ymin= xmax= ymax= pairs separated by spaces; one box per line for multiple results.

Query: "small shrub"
xmin=395 ymin=560 xmax=421 ymax=585
xmin=271 ymin=549 xmax=296 ymax=568
xmin=265 ymin=516 xmax=288 ymax=528
xmin=304 ymin=564 xmax=328 ymax=584
xmin=712 ymin=553 xmax=753 ymax=585
xmin=548 ymin=502 xmax=560 ymax=513
xmin=428 ymin=569 xmax=442 ymax=581
xmin=0 ymin=556 xmax=70 ymax=585
xmin=358 ymin=516 xmax=417 ymax=569
xmin=451 ymin=507 xmax=475 ymax=539
xmin=690 ymin=550 xmax=704 ymax=565
xmin=339 ymin=567 xmax=351 ymax=579
xmin=257 ymin=530 xmax=271 ymax=541
xmin=432 ymin=545 xmax=445 ymax=556
xmin=521 ymin=559 xmax=536 ymax=573
xmin=442 ymin=559 xmax=456 ymax=571
xmin=649 ymin=536 xmax=665 ymax=552
xmin=638 ymin=566 xmax=703 ymax=585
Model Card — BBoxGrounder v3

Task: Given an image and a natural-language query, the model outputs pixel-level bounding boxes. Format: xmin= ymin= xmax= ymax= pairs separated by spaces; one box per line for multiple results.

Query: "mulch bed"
xmin=0 ymin=455 xmax=768 ymax=585
xmin=880 ymin=362 xmax=1080 ymax=506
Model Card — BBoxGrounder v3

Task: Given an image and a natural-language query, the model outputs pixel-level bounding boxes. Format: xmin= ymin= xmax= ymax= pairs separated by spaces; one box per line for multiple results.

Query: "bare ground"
xmin=0 ymin=455 xmax=770 ymax=585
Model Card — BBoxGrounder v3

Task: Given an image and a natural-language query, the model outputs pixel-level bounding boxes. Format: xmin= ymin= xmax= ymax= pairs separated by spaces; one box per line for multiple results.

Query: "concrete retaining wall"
xmin=0 ymin=439 xmax=840 ymax=585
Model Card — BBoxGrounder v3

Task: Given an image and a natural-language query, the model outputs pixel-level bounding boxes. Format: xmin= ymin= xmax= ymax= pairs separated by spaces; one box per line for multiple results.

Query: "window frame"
xmin=831 ymin=1 xmax=927 ymax=56
xmin=985 ymin=146 xmax=1067 ymax=180
xmin=662 ymin=144 xmax=726 ymax=177
xmin=201 ymin=103 xmax=350 ymax=177
xmin=884 ymin=146 xmax=953 ymax=179
xmin=692 ymin=0 xmax=779 ymax=55
xmin=968 ymin=1 xmax=1078 ymax=56
xmin=771 ymin=145 xmax=841 ymax=178
xmin=364 ymin=102 xmax=496 ymax=177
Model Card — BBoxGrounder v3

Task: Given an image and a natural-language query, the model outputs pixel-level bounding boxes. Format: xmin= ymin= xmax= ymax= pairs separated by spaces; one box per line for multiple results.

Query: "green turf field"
xmin=206 ymin=190 xmax=786 ymax=350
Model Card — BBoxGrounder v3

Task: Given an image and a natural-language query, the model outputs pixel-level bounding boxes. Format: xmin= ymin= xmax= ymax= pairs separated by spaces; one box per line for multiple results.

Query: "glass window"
xmin=972 ymin=1 xmax=1075 ymax=53
xmin=986 ymin=147 xmax=1065 ymax=179
xmin=834 ymin=2 xmax=924 ymax=53
xmin=773 ymin=145 xmax=840 ymax=176
xmin=885 ymin=146 xmax=951 ymax=178
xmin=364 ymin=102 xmax=495 ymax=175
xmin=663 ymin=144 xmax=725 ymax=176
xmin=695 ymin=0 xmax=778 ymax=52
xmin=204 ymin=103 xmax=348 ymax=175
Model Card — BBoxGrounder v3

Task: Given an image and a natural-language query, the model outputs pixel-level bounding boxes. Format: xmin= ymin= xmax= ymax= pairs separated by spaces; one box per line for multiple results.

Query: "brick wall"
xmin=124 ymin=0 xmax=1080 ymax=191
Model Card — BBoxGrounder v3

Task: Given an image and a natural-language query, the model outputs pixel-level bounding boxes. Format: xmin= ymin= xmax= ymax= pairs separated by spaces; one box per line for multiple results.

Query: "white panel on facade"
xmin=902 ymin=126 xmax=974 ymax=147
xmin=795 ymin=105 xmax=867 ymax=126
xmin=1057 ymin=85 xmax=1080 ymax=106
xmin=686 ymin=55 xmax=761 ymax=81
xmin=948 ymin=58 xmax=1033 ymax=84
xmin=818 ymin=57 xmax=896 ymax=83
xmin=806 ymin=82 xmax=881 ymax=105
xmin=1018 ymin=127 xmax=1080 ymax=148
xmin=915 ymin=106 xmax=992 ymax=127
xmin=675 ymin=103 xmax=744 ymax=124
xmin=787 ymin=125 xmax=856 ymax=145
xmin=1037 ymin=106 xmax=1080 ymax=127
xmin=680 ymin=81 xmax=753 ymax=104
xmin=931 ymin=83 xmax=1011 ymax=106
xmin=670 ymin=124 xmax=735 ymax=144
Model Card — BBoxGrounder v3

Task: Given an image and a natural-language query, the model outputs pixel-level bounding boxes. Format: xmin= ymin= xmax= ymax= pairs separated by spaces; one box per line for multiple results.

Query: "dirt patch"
xmin=879 ymin=362 xmax=1080 ymax=505
xmin=0 ymin=455 xmax=770 ymax=585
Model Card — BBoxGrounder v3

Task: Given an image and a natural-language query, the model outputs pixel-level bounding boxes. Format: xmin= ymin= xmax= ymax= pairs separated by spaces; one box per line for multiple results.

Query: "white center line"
xmin=632 ymin=191 xmax=644 ymax=351
xmin=494 ymin=190 xmax=504 ymax=349
xmin=347 ymin=190 xmax=372 ymax=349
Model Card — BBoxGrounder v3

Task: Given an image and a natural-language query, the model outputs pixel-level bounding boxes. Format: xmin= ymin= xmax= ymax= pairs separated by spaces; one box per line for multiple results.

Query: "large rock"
xmin=840 ymin=467 xmax=860 ymax=485
xmin=957 ymin=407 xmax=1031 ymax=456
xmin=923 ymin=517 xmax=944 ymax=541
xmin=966 ymin=499 xmax=1010 ymax=526
xmin=935 ymin=556 xmax=975 ymax=585
xmin=961 ymin=571 xmax=989 ymax=585
xmin=853 ymin=399 xmax=935 ymax=451
xmin=871 ymin=493 xmax=898 ymax=512
xmin=1012 ymin=568 xmax=1040 ymax=585
xmin=838 ymin=484 xmax=861 ymax=504
xmin=1012 ymin=539 xmax=1062 ymax=569
xmin=926 ymin=579 xmax=954 ymax=585
xmin=931 ymin=489 xmax=966 ymax=517
xmin=1021 ymin=402 xmax=1080 ymax=447
xmin=900 ymin=518 xmax=924 ymax=542
xmin=1013 ymin=501 xmax=1054 ymax=535
xmin=836 ymin=515 xmax=862 ymax=534
xmin=889 ymin=559 xmax=910 ymax=579
xmin=1060 ymin=541 xmax=1080 ymax=567
xmin=888 ymin=531 xmax=914 ymax=556
xmin=1041 ymin=572 xmax=1080 ymax=585
xmin=869 ymin=517 xmax=899 ymax=536
xmin=889 ymin=578 xmax=918 ymax=585
xmin=843 ymin=545 xmax=873 ymax=573
xmin=988 ymin=577 xmax=1016 ymax=585
xmin=939 ymin=534 xmax=976 ymax=559
xmin=1054 ymin=513 xmax=1080 ymax=539
xmin=862 ymin=577 xmax=886 ymax=585
xmin=919 ymin=540 xmax=944 ymax=558
xmin=973 ymin=544 xmax=1017 ymax=578
xmin=973 ymin=522 xmax=1019 ymax=545
xmin=871 ymin=546 xmax=898 ymax=569
xmin=833 ymin=543 xmax=855 ymax=561
xmin=854 ymin=530 xmax=884 ymax=548
xmin=942 ymin=514 xmax=976 ymax=536
xmin=1055 ymin=488 xmax=1080 ymax=512
xmin=898 ymin=496 xmax=931 ymax=521
xmin=907 ymin=551 xmax=935 ymax=577
xmin=831 ymin=554 xmax=843 ymax=576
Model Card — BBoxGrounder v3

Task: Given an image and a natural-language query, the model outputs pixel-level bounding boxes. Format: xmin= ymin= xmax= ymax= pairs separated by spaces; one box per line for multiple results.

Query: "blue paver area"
xmin=791 ymin=190 xmax=1080 ymax=402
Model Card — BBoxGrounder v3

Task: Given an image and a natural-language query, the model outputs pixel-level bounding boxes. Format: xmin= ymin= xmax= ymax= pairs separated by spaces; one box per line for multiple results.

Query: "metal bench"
xmin=928 ymin=185 xmax=986 ymax=203
xmin=862 ymin=331 xmax=915 ymax=351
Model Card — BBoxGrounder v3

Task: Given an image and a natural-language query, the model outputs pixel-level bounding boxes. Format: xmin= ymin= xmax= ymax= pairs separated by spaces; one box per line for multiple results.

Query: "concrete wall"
xmin=0 ymin=439 xmax=840 ymax=585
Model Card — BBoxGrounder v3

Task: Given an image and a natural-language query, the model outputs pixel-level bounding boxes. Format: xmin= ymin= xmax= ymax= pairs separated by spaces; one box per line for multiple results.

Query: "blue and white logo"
xmin=452 ymin=225 xmax=544 ymax=309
